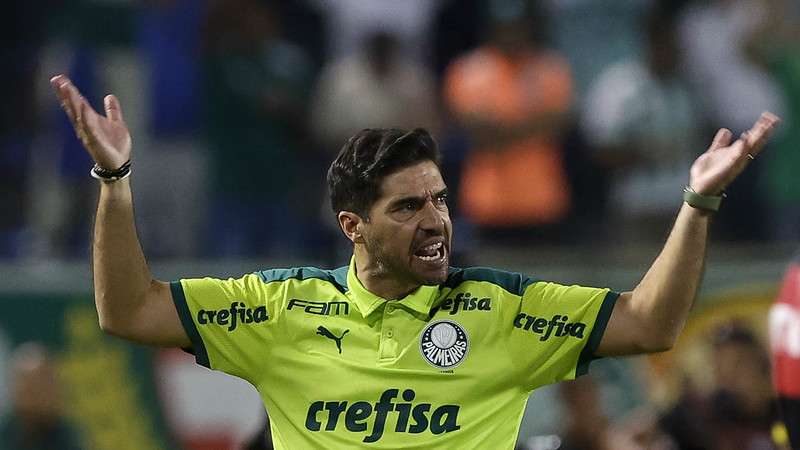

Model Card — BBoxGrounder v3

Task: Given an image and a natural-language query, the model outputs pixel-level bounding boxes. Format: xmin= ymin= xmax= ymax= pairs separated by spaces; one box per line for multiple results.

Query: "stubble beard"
xmin=363 ymin=234 xmax=419 ymax=287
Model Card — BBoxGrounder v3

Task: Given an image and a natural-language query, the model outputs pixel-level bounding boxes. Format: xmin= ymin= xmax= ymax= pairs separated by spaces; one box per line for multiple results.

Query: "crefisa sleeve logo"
xmin=419 ymin=320 xmax=469 ymax=369
xmin=196 ymin=302 xmax=268 ymax=332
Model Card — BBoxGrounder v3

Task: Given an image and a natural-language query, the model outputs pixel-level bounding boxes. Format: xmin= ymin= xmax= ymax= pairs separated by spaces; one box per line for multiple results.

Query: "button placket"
xmin=378 ymin=303 xmax=400 ymax=361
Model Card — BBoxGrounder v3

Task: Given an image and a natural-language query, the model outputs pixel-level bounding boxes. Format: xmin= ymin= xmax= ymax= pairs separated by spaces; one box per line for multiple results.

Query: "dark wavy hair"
xmin=327 ymin=128 xmax=441 ymax=219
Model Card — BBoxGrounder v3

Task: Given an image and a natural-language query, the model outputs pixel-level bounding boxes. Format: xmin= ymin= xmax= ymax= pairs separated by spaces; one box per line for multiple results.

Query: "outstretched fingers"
xmin=79 ymin=101 xmax=96 ymax=143
xmin=708 ymin=128 xmax=733 ymax=152
xmin=50 ymin=74 xmax=134 ymax=170
xmin=51 ymin=75 xmax=94 ymax=140
xmin=51 ymin=75 xmax=79 ymax=128
xmin=742 ymin=112 xmax=780 ymax=158
xmin=104 ymin=94 xmax=124 ymax=122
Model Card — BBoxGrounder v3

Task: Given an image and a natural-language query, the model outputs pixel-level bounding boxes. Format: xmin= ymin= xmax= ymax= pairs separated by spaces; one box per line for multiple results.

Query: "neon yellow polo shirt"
xmin=171 ymin=259 xmax=618 ymax=449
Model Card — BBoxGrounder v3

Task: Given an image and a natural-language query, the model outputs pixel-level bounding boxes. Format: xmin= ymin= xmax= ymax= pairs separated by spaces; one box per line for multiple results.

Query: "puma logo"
xmin=316 ymin=326 xmax=349 ymax=354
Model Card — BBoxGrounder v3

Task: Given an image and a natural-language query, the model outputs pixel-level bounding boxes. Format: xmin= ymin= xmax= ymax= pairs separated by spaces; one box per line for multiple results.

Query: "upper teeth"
xmin=421 ymin=242 xmax=442 ymax=252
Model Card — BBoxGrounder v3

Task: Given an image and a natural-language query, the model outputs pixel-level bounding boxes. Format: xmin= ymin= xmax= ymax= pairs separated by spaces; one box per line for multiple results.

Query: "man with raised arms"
xmin=51 ymin=73 xmax=779 ymax=449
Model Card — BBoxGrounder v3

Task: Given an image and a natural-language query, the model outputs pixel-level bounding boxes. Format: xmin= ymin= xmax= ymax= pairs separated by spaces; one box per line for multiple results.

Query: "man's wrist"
xmin=91 ymin=160 xmax=131 ymax=182
xmin=683 ymin=186 xmax=724 ymax=212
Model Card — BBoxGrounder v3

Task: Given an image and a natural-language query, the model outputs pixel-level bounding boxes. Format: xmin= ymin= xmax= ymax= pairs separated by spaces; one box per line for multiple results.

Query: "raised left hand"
xmin=689 ymin=112 xmax=781 ymax=195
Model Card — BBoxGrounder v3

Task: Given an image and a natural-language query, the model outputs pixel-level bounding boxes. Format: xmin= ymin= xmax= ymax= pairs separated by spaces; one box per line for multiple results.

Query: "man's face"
xmin=360 ymin=160 xmax=452 ymax=286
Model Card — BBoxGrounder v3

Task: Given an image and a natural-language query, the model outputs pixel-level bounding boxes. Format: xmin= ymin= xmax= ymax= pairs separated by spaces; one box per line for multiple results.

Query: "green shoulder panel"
xmin=254 ymin=266 xmax=349 ymax=293
xmin=444 ymin=267 xmax=538 ymax=296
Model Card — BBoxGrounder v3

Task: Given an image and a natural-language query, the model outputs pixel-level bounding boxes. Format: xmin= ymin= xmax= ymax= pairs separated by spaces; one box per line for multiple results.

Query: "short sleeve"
xmin=170 ymin=274 xmax=271 ymax=381
xmin=509 ymin=281 xmax=618 ymax=390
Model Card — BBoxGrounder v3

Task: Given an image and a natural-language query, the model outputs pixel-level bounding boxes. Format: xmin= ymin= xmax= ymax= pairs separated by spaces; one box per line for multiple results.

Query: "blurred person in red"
xmin=770 ymin=250 xmax=800 ymax=449
xmin=443 ymin=0 xmax=573 ymax=244
xmin=0 ymin=343 xmax=82 ymax=450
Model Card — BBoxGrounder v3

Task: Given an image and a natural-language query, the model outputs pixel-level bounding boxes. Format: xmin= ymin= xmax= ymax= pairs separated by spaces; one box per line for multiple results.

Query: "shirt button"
xmin=386 ymin=305 xmax=395 ymax=313
xmin=386 ymin=329 xmax=394 ymax=338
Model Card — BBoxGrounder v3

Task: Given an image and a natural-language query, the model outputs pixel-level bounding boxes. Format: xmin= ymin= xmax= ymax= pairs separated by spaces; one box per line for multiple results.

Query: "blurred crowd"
xmin=2 ymin=0 xmax=800 ymax=262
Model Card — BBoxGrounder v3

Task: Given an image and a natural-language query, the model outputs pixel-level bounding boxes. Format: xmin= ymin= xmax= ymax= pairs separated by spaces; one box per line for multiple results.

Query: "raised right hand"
xmin=51 ymin=74 xmax=131 ymax=171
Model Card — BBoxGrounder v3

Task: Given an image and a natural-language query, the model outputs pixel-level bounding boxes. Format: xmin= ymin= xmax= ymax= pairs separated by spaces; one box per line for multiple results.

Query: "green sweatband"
xmin=683 ymin=186 xmax=724 ymax=212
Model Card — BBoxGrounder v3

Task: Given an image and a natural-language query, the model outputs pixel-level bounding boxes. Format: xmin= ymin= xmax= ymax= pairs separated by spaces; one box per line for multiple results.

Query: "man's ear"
xmin=338 ymin=211 xmax=366 ymax=244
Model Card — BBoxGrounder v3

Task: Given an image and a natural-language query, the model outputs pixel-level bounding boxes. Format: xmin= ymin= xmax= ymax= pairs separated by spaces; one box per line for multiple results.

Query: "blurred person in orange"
xmin=443 ymin=0 xmax=573 ymax=242
xmin=0 ymin=343 xmax=82 ymax=450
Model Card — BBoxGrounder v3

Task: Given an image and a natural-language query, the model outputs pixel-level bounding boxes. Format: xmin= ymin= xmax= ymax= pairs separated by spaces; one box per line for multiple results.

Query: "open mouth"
xmin=414 ymin=241 xmax=446 ymax=263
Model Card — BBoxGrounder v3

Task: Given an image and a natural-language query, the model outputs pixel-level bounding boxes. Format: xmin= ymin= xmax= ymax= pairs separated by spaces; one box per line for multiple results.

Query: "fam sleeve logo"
xmin=419 ymin=320 xmax=469 ymax=369
xmin=287 ymin=299 xmax=349 ymax=316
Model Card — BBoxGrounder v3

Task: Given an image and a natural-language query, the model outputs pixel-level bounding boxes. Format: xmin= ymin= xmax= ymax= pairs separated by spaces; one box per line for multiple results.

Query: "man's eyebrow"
xmin=388 ymin=195 xmax=425 ymax=209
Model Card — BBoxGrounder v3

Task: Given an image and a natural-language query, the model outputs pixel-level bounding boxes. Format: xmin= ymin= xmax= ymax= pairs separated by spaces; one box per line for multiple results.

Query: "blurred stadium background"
xmin=1 ymin=0 xmax=799 ymax=449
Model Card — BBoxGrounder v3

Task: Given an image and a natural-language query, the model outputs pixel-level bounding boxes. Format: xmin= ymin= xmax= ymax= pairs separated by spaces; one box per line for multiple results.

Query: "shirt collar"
xmin=346 ymin=256 xmax=439 ymax=318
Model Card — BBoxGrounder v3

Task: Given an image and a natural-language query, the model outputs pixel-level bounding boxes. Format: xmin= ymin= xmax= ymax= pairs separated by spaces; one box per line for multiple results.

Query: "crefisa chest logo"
xmin=419 ymin=320 xmax=469 ymax=369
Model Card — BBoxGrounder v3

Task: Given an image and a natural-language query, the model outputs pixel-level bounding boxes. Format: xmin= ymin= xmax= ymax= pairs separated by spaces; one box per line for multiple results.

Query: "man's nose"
xmin=418 ymin=201 xmax=446 ymax=232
